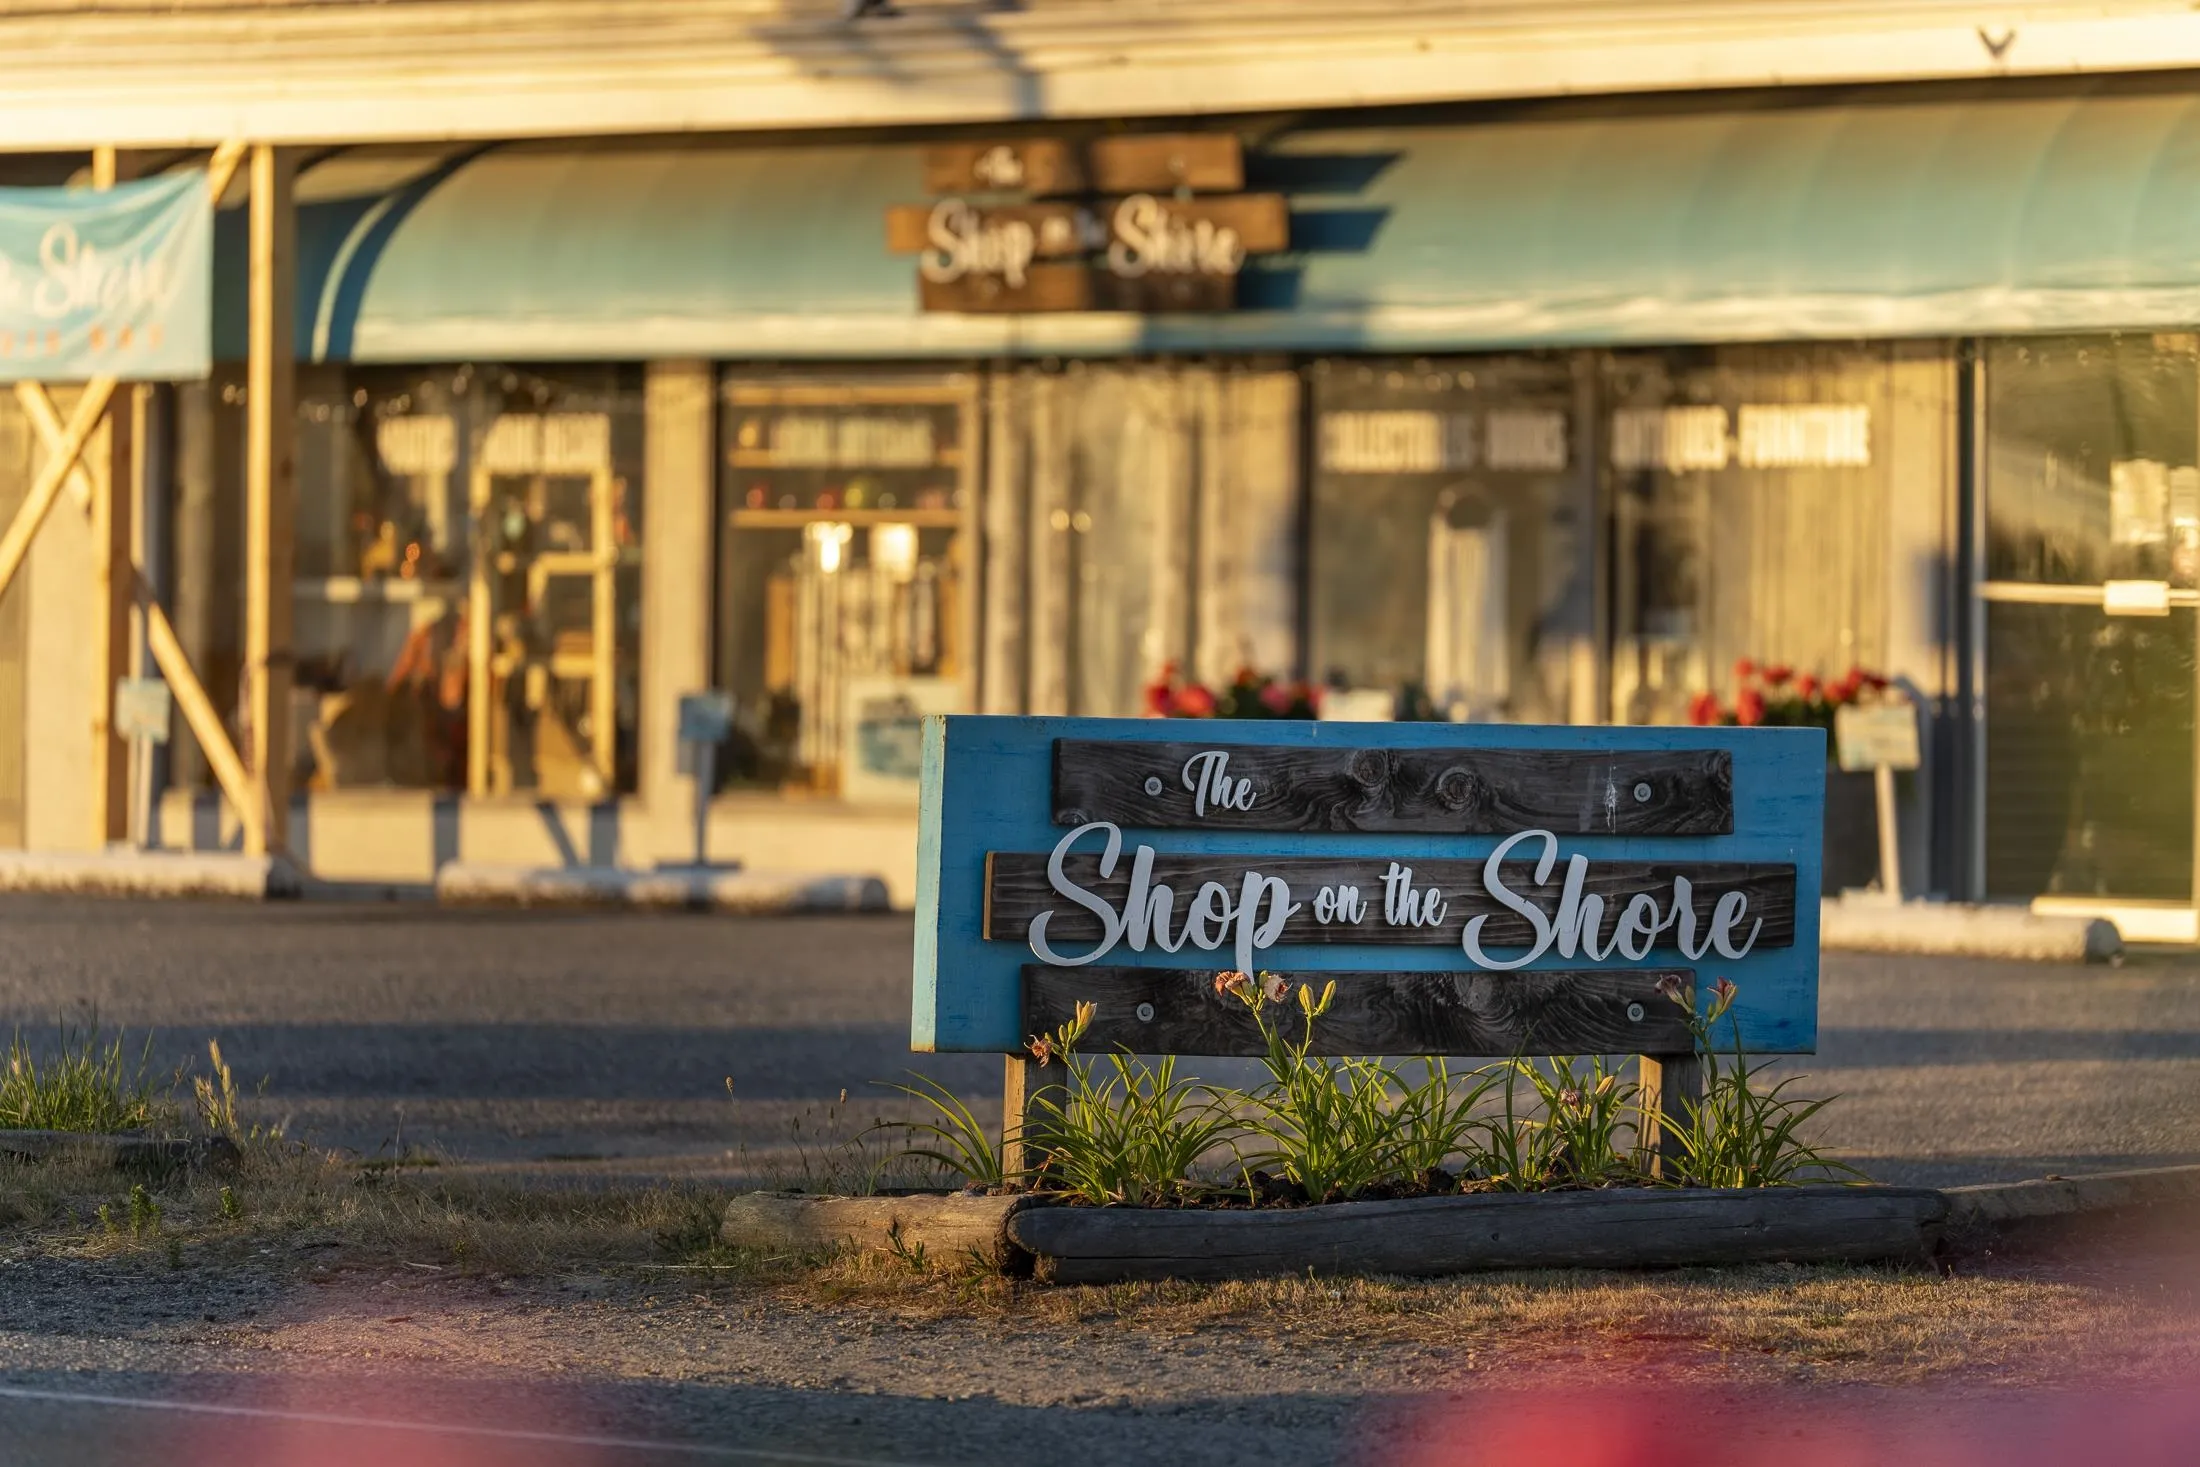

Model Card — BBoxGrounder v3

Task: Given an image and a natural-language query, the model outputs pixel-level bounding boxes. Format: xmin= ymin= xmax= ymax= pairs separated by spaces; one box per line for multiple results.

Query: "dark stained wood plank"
xmin=985 ymin=851 xmax=1796 ymax=951
xmin=1052 ymin=740 xmax=1734 ymax=835
xmin=1085 ymin=270 xmax=1237 ymax=313
xmin=919 ymin=262 xmax=1096 ymax=313
xmin=1088 ymin=134 xmax=1244 ymax=193
xmin=1023 ymin=965 xmax=1695 ymax=1057
xmin=889 ymin=196 xmax=1287 ymax=258
xmin=1007 ymin=1187 xmax=1947 ymax=1282
xmin=886 ymin=201 xmax=1096 ymax=257
xmin=920 ymin=265 xmax=1242 ymax=314
xmin=922 ymin=139 xmax=1088 ymax=196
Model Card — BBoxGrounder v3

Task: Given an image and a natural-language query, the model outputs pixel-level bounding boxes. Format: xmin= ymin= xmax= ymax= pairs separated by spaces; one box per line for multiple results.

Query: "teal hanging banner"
xmin=0 ymin=172 xmax=210 ymax=382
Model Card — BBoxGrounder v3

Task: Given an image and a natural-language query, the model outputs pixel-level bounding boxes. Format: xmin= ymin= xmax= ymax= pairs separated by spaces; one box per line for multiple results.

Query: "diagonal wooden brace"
xmin=14 ymin=377 xmax=259 ymax=838
xmin=0 ymin=378 xmax=115 ymax=604
xmin=13 ymin=384 xmax=96 ymax=511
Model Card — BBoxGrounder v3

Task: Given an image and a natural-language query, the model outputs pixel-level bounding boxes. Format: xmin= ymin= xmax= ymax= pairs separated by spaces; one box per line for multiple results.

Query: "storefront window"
xmin=292 ymin=365 xmax=644 ymax=798
xmin=715 ymin=375 xmax=975 ymax=796
xmin=1985 ymin=334 xmax=2200 ymax=587
xmin=1983 ymin=334 xmax=2199 ymax=900
xmin=1605 ymin=346 xmax=1904 ymax=724
xmin=1307 ymin=356 xmax=1593 ymax=723
xmin=986 ymin=363 xmax=1300 ymax=718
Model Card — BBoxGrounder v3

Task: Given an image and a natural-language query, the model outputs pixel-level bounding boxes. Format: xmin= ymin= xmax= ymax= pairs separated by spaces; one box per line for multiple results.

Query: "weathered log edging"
xmin=1006 ymin=1186 xmax=1944 ymax=1283
xmin=721 ymin=1163 xmax=2200 ymax=1283
xmin=0 ymin=1129 xmax=240 ymax=1175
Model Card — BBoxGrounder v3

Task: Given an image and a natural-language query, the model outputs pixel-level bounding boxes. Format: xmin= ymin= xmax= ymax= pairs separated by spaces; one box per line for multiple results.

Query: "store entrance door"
xmin=466 ymin=411 xmax=627 ymax=801
xmin=1981 ymin=336 xmax=2200 ymax=933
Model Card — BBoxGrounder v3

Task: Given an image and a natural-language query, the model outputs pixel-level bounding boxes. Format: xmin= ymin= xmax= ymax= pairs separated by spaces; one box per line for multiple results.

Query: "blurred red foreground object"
xmin=1382 ymin=1385 xmax=2200 ymax=1467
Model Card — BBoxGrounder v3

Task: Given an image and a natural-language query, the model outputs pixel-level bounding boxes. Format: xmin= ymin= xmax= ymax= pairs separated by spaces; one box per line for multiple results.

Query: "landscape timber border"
xmin=721 ymin=1162 xmax=2200 ymax=1284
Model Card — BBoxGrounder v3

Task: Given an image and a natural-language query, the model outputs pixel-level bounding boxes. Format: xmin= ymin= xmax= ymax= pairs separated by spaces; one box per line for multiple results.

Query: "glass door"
xmin=467 ymin=410 xmax=631 ymax=800
xmin=1981 ymin=335 xmax=2200 ymax=903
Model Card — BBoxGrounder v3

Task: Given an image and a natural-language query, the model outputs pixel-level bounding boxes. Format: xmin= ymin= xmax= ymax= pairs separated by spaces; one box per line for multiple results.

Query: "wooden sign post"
xmin=914 ymin=718 xmax=1824 ymax=1178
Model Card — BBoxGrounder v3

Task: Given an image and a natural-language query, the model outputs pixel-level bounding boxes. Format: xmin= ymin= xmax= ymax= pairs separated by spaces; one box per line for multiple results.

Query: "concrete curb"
xmin=0 ymin=851 xmax=299 ymax=900
xmin=435 ymin=863 xmax=891 ymax=913
xmin=721 ymin=1191 xmax=1032 ymax=1270
xmin=1941 ymin=1163 xmax=2200 ymax=1229
xmin=1820 ymin=898 xmax=2120 ymax=963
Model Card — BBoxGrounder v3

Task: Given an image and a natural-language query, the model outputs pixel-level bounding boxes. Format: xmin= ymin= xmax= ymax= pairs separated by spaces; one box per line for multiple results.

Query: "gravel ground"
xmin=0 ymin=896 xmax=2197 ymax=1463
xmin=0 ymin=897 xmax=2194 ymax=1186
xmin=0 ymin=1229 xmax=2194 ymax=1467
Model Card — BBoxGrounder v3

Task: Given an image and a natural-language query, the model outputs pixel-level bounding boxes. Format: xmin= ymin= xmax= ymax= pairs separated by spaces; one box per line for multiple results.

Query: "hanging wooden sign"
xmin=913 ymin=717 xmax=1826 ymax=1059
xmin=889 ymin=193 xmax=1288 ymax=314
xmin=896 ymin=133 xmax=1284 ymax=314
xmin=920 ymin=135 xmax=1244 ymax=198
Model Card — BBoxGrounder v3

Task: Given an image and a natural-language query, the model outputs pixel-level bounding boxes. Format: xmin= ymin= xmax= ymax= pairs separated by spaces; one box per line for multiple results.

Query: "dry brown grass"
xmin=0 ymin=1142 xmax=727 ymax=1276
xmin=6 ymin=1147 xmax=2196 ymax=1388
xmin=778 ymin=1230 xmax=2200 ymax=1386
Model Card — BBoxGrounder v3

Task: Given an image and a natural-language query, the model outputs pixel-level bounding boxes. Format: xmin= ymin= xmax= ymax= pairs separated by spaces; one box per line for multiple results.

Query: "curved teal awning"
xmin=260 ymin=88 xmax=2200 ymax=362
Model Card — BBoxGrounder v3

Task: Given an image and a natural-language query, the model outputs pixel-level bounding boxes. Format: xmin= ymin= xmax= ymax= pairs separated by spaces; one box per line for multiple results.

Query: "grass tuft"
xmin=0 ymin=1017 xmax=173 ymax=1134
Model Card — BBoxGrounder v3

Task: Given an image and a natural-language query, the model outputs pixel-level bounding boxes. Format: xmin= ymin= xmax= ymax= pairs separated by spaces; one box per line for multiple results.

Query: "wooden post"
xmin=1873 ymin=760 xmax=1901 ymax=899
xmin=1000 ymin=1053 xmax=1062 ymax=1182
xmin=243 ymin=143 xmax=296 ymax=856
xmin=87 ymin=148 xmax=137 ymax=847
xmin=128 ymin=383 xmax=161 ymax=847
xmin=1638 ymin=1051 xmax=1703 ymax=1182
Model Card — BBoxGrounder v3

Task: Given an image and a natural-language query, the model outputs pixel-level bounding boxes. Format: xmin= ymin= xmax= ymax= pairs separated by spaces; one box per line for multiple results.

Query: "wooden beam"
xmin=1008 ymin=1185 xmax=1947 ymax=1284
xmin=89 ymin=149 xmax=144 ymax=848
xmin=1000 ymin=1052 xmax=1062 ymax=1183
xmin=1024 ymin=965 xmax=1695 ymax=1058
xmin=15 ymin=386 xmax=99 ymax=515
xmin=986 ymin=851 xmax=1799 ymax=951
xmin=1051 ymin=740 xmax=1736 ymax=835
xmin=0 ymin=379 xmax=115 ymax=606
xmin=145 ymin=595 xmax=256 ymax=832
xmin=1638 ymin=1051 xmax=1705 ymax=1181
xmin=23 ymin=378 xmax=256 ymax=844
xmin=205 ymin=140 xmax=247 ymax=207
xmin=243 ymin=143 xmax=296 ymax=855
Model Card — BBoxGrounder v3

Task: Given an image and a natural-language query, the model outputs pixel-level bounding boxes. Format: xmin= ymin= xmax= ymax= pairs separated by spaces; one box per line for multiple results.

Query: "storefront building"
xmin=4 ymin=5 xmax=2200 ymax=936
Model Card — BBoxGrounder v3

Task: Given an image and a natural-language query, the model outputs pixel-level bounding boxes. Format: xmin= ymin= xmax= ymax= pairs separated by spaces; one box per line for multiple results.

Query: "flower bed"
xmin=893 ymin=976 xmax=1854 ymax=1213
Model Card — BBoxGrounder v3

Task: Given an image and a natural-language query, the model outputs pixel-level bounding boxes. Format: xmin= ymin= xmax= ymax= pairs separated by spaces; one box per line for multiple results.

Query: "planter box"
xmin=721 ymin=1165 xmax=2200 ymax=1284
xmin=1005 ymin=1186 xmax=1945 ymax=1283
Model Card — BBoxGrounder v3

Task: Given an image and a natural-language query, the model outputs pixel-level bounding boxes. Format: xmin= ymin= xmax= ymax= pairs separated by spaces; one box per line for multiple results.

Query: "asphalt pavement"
xmin=0 ymin=895 xmax=2194 ymax=1185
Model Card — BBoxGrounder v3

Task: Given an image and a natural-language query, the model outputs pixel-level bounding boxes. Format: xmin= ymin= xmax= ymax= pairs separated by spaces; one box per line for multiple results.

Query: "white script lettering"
xmin=1182 ymin=749 xmax=1257 ymax=818
xmin=1027 ymin=822 xmax=1302 ymax=969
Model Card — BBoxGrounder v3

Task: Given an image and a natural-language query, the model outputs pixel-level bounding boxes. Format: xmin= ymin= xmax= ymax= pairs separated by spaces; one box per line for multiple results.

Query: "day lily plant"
xmin=888 ymin=975 xmax=1856 ymax=1206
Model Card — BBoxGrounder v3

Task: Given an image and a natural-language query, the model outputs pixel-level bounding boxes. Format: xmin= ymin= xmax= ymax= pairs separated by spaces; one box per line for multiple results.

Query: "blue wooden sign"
xmin=912 ymin=716 xmax=1823 ymax=1057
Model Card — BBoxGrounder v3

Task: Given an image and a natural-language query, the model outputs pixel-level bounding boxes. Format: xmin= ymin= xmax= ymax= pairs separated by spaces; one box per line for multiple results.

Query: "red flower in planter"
xmin=1259 ymin=681 xmax=1296 ymax=715
xmin=1735 ymin=688 xmax=1766 ymax=727
xmin=1173 ymin=684 xmax=1216 ymax=717
xmin=1687 ymin=691 xmax=1721 ymax=726
xmin=1761 ymin=664 xmax=1794 ymax=687
xmin=1795 ymin=673 xmax=1820 ymax=700
xmin=1733 ymin=657 xmax=1756 ymax=681
xmin=1142 ymin=660 xmax=1180 ymax=716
